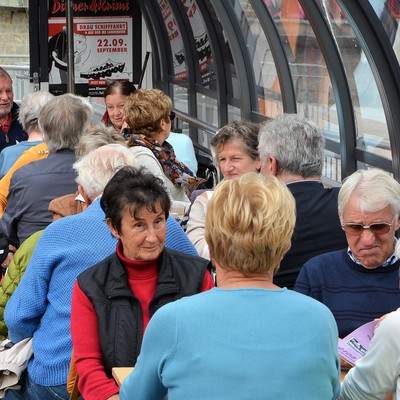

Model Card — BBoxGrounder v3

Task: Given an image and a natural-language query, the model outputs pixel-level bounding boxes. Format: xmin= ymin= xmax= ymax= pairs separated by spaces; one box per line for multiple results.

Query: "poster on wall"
xmin=48 ymin=0 xmax=136 ymax=96
xmin=159 ymin=0 xmax=214 ymax=86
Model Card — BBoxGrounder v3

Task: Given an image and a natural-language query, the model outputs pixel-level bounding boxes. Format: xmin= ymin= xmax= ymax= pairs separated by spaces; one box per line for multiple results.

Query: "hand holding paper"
xmin=338 ymin=320 xmax=379 ymax=366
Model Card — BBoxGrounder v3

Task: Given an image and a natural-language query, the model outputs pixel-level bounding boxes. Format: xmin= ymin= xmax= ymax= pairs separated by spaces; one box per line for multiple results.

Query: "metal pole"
xmin=138 ymin=51 xmax=151 ymax=89
xmin=66 ymin=0 xmax=75 ymax=94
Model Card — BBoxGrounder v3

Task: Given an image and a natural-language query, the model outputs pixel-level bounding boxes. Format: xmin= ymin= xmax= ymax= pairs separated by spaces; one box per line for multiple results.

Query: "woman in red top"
xmin=71 ymin=166 xmax=214 ymax=400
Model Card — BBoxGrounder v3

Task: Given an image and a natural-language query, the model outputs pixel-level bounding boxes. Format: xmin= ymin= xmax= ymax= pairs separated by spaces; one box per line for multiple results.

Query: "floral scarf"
xmin=127 ymin=133 xmax=200 ymax=188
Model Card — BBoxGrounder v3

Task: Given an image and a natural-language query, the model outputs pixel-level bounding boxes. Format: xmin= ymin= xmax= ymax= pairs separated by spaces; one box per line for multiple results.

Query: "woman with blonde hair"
xmin=120 ymin=173 xmax=340 ymax=400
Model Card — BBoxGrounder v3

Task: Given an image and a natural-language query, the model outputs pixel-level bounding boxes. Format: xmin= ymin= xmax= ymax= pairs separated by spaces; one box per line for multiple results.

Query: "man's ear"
xmin=395 ymin=214 xmax=400 ymax=231
xmin=78 ymin=184 xmax=92 ymax=206
xmin=260 ymin=155 xmax=277 ymax=177
xmin=269 ymin=156 xmax=279 ymax=176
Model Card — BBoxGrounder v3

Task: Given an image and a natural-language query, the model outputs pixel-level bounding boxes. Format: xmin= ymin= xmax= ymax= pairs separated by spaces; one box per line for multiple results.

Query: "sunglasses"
xmin=169 ymin=111 xmax=176 ymax=121
xmin=341 ymin=220 xmax=395 ymax=236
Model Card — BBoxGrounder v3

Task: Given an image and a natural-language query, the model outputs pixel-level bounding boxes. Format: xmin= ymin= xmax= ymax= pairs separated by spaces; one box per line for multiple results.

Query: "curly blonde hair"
xmin=124 ymin=88 xmax=173 ymax=137
xmin=205 ymin=173 xmax=296 ymax=275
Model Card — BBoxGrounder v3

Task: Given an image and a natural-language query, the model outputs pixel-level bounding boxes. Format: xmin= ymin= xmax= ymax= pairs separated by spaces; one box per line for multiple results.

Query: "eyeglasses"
xmin=169 ymin=111 xmax=176 ymax=121
xmin=341 ymin=220 xmax=395 ymax=236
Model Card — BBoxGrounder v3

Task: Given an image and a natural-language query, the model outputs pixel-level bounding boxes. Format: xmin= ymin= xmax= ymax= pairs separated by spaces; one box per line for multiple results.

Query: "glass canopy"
xmin=124 ymin=0 xmax=400 ymax=181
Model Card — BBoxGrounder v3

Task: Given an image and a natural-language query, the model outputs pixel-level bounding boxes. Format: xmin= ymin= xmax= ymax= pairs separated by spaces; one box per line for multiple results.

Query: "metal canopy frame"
xmin=28 ymin=0 xmax=400 ymax=180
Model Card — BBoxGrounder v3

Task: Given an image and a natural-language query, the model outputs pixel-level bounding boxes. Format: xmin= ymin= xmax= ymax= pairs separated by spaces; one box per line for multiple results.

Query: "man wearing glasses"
xmin=295 ymin=168 xmax=400 ymax=339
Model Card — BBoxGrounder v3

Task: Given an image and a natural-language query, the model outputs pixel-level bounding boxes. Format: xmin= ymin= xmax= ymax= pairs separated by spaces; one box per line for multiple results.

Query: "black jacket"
xmin=0 ymin=102 xmax=27 ymax=153
xmin=274 ymin=181 xmax=347 ymax=289
xmin=77 ymin=248 xmax=211 ymax=376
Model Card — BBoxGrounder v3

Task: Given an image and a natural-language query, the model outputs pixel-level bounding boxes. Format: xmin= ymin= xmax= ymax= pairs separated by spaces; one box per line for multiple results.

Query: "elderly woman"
xmin=76 ymin=123 xmax=126 ymax=159
xmin=70 ymin=166 xmax=214 ymax=400
xmin=124 ymin=88 xmax=201 ymax=211
xmin=0 ymin=90 xmax=53 ymax=178
xmin=186 ymin=120 xmax=261 ymax=258
xmin=120 ymin=173 xmax=340 ymax=400
xmin=101 ymin=80 xmax=136 ymax=131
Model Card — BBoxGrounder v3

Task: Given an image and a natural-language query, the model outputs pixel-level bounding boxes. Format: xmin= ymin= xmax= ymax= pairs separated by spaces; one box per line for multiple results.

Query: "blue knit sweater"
xmin=294 ymin=249 xmax=400 ymax=337
xmin=4 ymin=199 xmax=198 ymax=386
xmin=120 ymin=288 xmax=340 ymax=400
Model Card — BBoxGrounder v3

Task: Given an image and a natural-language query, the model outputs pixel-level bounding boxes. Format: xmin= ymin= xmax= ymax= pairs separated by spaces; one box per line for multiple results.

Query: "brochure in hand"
xmin=338 ymin=320 xmax=379 ymax=366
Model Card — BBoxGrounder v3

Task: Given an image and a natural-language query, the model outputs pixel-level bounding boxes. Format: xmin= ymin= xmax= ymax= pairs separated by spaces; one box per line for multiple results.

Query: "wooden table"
xmin=112 ymin=367 xmax=134 ymax=386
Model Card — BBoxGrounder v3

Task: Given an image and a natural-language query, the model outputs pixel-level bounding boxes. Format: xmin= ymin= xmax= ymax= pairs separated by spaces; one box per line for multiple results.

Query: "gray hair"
xmin=338 ymin=168 xmax=400 ymax=220
xmin=75 ymin=123 xmax=126 ymax=159
xmin=211 ymin=120 xmax=260 ymax=163
xmin=18 ymin=91 xmax=54 ymax=133
xmin=258 ymin=114 xmax=325 ymax=177
xmin=38 ymin=94 xmax=93 ymax=153
xmin=74 ymin=143 xmax=138 ymax=199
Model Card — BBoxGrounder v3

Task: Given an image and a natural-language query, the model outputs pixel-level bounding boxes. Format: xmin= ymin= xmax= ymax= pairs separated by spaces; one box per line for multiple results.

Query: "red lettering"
xmin=51 ymin=0 xmax=130 ymax=15
xmin=89 ymin=0 xmax=98 ymax=12
xmin=51 ymin=0 xmax=65 ymax=14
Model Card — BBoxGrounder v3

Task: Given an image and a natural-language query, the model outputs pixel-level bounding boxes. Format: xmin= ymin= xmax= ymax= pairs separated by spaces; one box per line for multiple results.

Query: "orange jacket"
xmin=0 ymin=142 xmax=48 ymax=217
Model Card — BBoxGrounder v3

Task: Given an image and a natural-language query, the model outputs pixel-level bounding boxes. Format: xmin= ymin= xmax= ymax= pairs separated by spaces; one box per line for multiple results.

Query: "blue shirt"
xmin=0 ymin=140 xmax=42 ymax=178
xmin=121 ymin=287 xmax=340 ymax=400
xmin=167 ymin=132 xmax=198 ymax=175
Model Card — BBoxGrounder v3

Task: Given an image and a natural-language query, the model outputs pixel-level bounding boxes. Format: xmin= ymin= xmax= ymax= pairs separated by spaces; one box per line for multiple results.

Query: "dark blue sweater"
xmin=294 ymin=249 xmax=400 ymax=337
xmin=0 ymin=102 xmax=27 ymax=153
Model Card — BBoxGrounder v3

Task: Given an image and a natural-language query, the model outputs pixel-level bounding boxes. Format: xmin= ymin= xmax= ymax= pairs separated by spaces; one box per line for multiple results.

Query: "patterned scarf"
xmin=127 ymin=133 xmax=200 ymax=188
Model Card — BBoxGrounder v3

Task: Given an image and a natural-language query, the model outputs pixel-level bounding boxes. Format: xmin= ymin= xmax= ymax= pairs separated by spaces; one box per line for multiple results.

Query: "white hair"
xmin=74 ymin=144 xmax=138 ymax=199
xmin=338 ymin=168 xmax=400 ymax=219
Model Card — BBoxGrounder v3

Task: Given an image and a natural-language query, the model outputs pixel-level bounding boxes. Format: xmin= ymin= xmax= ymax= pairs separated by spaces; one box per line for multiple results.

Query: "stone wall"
xmin=0 ymin=6 xmax=30 ymax=101
xmin=0 ymin=0 xmax=28 ymax=7
xmin=0 ymin=7 xmax=29 ymax=65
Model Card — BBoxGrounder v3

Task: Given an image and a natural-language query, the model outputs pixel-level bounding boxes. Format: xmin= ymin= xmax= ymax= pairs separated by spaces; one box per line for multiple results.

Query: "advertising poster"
xmin=48 ymin=0 xmax=136 ymax=96
xmin=159 ymin=0 xmax=214 ymax=85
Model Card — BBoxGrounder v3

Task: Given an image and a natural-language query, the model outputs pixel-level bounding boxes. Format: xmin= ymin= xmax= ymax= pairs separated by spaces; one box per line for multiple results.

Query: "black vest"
xmin=77 ymin=248 xmax=210 ymax=375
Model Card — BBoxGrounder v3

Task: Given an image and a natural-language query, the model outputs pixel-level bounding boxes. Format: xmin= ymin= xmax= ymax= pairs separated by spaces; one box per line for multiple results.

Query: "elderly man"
xmin=0 ymin=93 xmax=92 ymax=250
xmin=0 ymin=67 xmax=26 ymax=152
xmin=258 ymin=113 xmax=347 ymax=289
xmin=295 ymin=168 xmax=400 ymax=338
